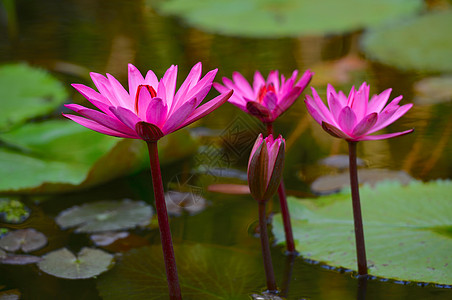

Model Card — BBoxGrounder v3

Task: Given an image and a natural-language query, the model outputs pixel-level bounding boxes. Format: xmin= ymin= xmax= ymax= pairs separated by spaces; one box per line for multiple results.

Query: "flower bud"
xmin=247 ymin=134 xmax=285 ymax=203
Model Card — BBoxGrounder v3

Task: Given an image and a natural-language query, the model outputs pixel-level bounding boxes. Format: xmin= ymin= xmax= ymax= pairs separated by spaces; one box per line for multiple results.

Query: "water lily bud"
xmin=247 ymin=134 xmax=285 ymax=203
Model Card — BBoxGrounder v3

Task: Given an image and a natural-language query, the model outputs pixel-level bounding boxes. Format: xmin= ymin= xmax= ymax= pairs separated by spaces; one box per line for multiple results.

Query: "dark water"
xmin=0 ymin=0 xmax=451 ymax=299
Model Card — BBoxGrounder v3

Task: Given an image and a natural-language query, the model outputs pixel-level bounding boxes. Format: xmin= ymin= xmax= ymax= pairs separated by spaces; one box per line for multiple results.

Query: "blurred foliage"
xmin=0 ymin=198 xmax=29 ymax=223
xmin=149 ymin=0 xmax=423 ymax=38
xmin=362 ymin=10 xmax=452 ymax=72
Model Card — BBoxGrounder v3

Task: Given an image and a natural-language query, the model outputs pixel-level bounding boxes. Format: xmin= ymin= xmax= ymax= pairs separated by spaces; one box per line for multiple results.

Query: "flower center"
xmin=135 ymin=85 xmax=157 ymax=113
xmin=257 ymin=83 xmax=275 ymax=103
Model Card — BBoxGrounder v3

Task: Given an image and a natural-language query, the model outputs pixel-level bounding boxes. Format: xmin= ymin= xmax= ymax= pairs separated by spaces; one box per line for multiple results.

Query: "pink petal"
xmin=173 ymin=62 xmax=202 ymax=108
xmin=338 ymin=106 xmax=357 ymax=134
xmin=63 ymin=114 xmax=138 ymax=138
xmin=266 ymin=71 xmax=280 ymax=92
xmin=145 ymin=97 xmax=167 ymax=128
xmin=109 ymin=106 xmax=142 ymax=131
xmin=162 ymin=97 xmax=197 ymax=134
xmin=327 ymin=91 xmax=345 ymax=120
xmin=368 ymin=88 xmax=392 ymax=113
xmin=232 ymin=71 xmax=254 ymax=99
xmin=183 ymin=69 xmax=217 ymax=108
xmin=253 ymin=71 xmax=266 ymax=96
xmin=294 ymin=69 xmax=313 ymax=91
xmin=136 ymin=85 xmax=153 ymax=120
xmin=179 ymin=90 xmax=233 ymax=129
xmin=274 ymin=86 xmax=302 ymax=118
xmin=106 ymin=73 xmax=131 ymax=109
xmin=358 ymin=129 xmax=414 ymax=141
xmin=246 ymin=101 xmax=272 ymax=122
xmin=144 ymin=70 xmax=159 ymax=88
xmin=368 ymin=103 xmax=413 ymax=134
xmin=128 ymin=64 xmax=145 ymax=100
xmin=350 ymin=89 xmax=367 ymax=122
xmin=90 ymin=72 xmax=121 ymax=107
xmin=322 ymin=122 xmax=353 ymax=140
xmin=305 ymin=97 xmax=324 ymax=125
xmin=262 ymin=91 xmax=277 ymax=112
xmin=248 ymin=133 xmax=264 ymax=166
xmin=161 ymin=65 xmax=178 ymax=109
xmin=310 ymin=87 xmax=337 ymax=126
xmin=157 ymin=80 xmax=167 ymax=106
xmin=65 ymin=104 xmax=137 ymax=135
xmin=72 ymin=84 xmax=114 ymax=115
xmin=352 ymin=112 xmax=378 ymax=137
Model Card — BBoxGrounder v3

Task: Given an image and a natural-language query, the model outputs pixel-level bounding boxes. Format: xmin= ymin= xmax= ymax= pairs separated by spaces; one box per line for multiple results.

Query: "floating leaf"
xmin=90 ymin=232 xmax=129 ymax=247
xmin=318 ymin=155 xmax=366 ymax=169
xmin=0 ymin=289 xmax=21 ymax=300
xmin=0 ymin=120 xmax=146 ymax=193
xmin=207 ymin=184 xmax=251 ymax=195
xmin=413 ymin=76 xmax=452 ymax=105
xmin=0 ymin=249 xmax=41 ymax=265
xmin=273 ymin=181 xmax=452 ymax=284
xmin=0 ymin=64 xmax=68 ymax=131
xmin=0 ymin=229 xmax=47 ymax=253
xmin=362 ymin=11 xmax=452 ymax=72
xmin=150 ymin=0 xmax=423 ymax=37
xmin=165 ymin=191 xmax=207 ymax=216
xmin=55 ymin=199 xmax=152 ymax=233
xmin=0 ymin=198 xmax=30 ymax=223
xmin=310 ymin=169 xmax=413 ymax=195
xmin=38 ymin=247 xmax=113 ymax=279
xmin=97 ymin=243 xmax=263 ymax=299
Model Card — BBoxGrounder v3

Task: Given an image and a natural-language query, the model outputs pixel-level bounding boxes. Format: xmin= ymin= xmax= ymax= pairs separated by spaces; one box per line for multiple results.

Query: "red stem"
xmin=146 ymin=141 xmax=182 ymax=299
xmin=266 ymin=122 xmax=297 ymax=254
xmin=348 ymin=141 xmax=368 ymax=276
xmin=258 ymin=201 xmax=278 ymax=292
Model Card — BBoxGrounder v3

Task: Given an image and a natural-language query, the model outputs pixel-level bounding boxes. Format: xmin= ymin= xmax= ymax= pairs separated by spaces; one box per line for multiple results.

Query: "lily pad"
xmin=273 ymin=181 xmax=452 ymax=285
xmin=0 ymin=249 xmax=42 ymax=265
xmin=55 ymin=199 xmax=153 ymax=233
xmin=362 ymin=11 xmax=452 ymax=72
xmin=0 ymin=289 xmax=21 ymax=300
xmin=310 ymin=169 xmax=413 ymax=195
xmin=90 ymin=231 xmax=129 ymax=247
xmin=165 ymin=191 xmax=207 ymax=216
xmin=0 ymin=229 xmax=47 ymax=253
xmin=97 ymin=243 xmax=263 ymax=299
xmin=150 ymin=0 xmax=423 ymax=37
xmin=0 ymin=64 xmax=68 ymax=131
xmin=0 ymin=120 xmax=146 ymax=193
xmin=0 ymin=198 xmax=30 ymax=223
xmin=38 ymin=247 xmax=114 ymax=279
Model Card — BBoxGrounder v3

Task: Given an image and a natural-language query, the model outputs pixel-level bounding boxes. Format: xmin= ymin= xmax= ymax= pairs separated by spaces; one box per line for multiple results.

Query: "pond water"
xmin=0 ymin=0 xmax=451 ymax=299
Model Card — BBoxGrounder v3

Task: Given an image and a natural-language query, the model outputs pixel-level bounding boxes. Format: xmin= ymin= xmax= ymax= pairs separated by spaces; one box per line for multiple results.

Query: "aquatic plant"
xmin=64 ymin=63 xmax=233 ymax=299
xmin=248 ymin=134 xmax=285 ymax=292
xmin=304 ymin=82 xmax=414 ymax=276
xmin=215 ymin=69 xmax=312 ymax=254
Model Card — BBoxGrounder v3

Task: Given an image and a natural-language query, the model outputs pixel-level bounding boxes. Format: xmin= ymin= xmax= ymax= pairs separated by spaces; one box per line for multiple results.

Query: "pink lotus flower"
xmin=248 ymin=134 xmax=285 ymax=203
xmin=305 ymin=83 xmax=414 ymax=141
xmin=214 ymin=69 xmax=313 ymax=123
xmin=64 ymin=63 xmax=233 ymax=142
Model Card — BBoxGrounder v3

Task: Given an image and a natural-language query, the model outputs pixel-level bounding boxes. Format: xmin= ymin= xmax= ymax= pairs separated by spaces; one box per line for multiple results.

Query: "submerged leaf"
xmin=310 ymin=169 xmax=413 ymax=195
xmin=38 ymin=247 xmax=113 ymax=279
xmin=362 ymin=11 xmax=452 ymax=72
xmin=0 ymin=251 xmax=42 ymax=265
xmin=0 ymin=229 xmax=47 ymax=253
xmin=97 ymin=243 xmax=263 ymax=299
xmin=0 ymin=64 xmax=68 ymax=131
xmin=150 ymin=0 xmax=423 ymax=37
xmin=55 ymin=199 xmax=152 ymax=233
xmin=273 ymin=181 xmax=452 ymax=284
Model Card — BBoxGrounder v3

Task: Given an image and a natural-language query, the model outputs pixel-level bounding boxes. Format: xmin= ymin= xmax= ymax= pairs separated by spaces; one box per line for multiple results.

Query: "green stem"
xmin=146 ymin=141 xmax=182 ymax=300
xmin=348 ymin=141 xmax=368 ymax=276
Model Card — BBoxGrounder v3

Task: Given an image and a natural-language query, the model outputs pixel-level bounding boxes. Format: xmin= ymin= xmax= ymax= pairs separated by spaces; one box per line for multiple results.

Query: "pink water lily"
xmin=305 ymin=82 xmax=414 ymax=141
xmin=214 ymin=69 xmax=313 ymax=123
xmin=64 ymin=63 xmax=233 ymax=142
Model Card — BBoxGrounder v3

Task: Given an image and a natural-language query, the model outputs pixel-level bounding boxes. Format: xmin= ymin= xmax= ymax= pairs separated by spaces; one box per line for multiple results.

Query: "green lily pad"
xmin=55 ymin=200 xmax=153 ymax=233
xmin=97 ymin=243 xmax=263 ymax=299
xmin=0 ymin=120 xmax=146 ymax=193
xmin=0 ymin=64 xmax=68 ymax=131
xmin=362 ymin=11 xmax=452 ymax=72
xmin=150 ymin=0 xmax=423 ymax=37
xmin=273 ymin=181 xmax=452 ymax=285
xmin=0 ymin=198 xmax=30 ymax=223
xmin=0 ymin=249 xmax=42 ymax=265
xmin=38 ymin=247 xmax=114 ymax=279
xmin=0 ymin=229 xmax=47 ymax=253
